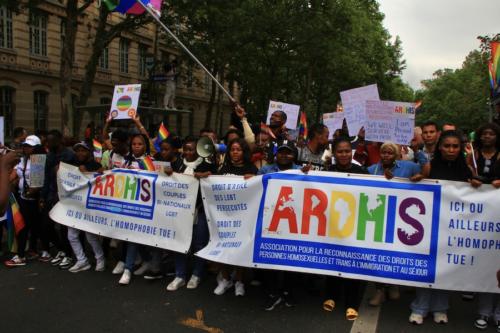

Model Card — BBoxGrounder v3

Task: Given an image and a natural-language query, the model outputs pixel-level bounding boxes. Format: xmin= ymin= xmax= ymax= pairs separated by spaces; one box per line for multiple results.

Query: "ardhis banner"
xmin=198 ymin=171 xmax=500 ymax=293
xmin=50 ymin=163 xmax=199 ymax=253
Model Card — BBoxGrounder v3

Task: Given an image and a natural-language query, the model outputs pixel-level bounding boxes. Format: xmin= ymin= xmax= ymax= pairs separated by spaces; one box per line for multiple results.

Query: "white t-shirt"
xmin=16 ymin=158 xmax=35 ymax=200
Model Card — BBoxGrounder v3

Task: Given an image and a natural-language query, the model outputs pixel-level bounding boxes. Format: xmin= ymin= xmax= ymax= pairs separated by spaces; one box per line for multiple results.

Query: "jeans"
xmin=410 ymin=288 xmax=449 ymax=315
xmin=125 ymin=242 xmax=151 ymax=271
xmin=17 ymin=198 xmax=40 ymax=257
xmin=175 ymin=209 xmax=209 ymax=279
xmin=67 ymin=227 xmax=104 ymax=264
xmin=477 ymin=293 xmax=500 ymax=321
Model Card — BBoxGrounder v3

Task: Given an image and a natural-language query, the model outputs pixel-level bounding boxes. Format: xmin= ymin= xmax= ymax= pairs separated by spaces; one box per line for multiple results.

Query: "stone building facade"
xmin=0 ymin=1 xmax=234 ymax=141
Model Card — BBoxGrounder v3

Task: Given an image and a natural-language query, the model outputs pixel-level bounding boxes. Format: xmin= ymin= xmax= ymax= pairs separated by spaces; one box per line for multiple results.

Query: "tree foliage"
xmin=415 ymin=50 xmax=491 ymax=131
xmin=168 ymin=0 xmax=412 ymax=125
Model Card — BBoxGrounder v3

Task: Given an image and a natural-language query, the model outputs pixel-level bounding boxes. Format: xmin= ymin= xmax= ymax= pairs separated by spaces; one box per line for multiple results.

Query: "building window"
xmin=29 ymin=11 xmax=48 ymax=56
xmin=0 ymin=86 xmax=14 ymax=138
xmin=34 ymin=90 xmax=48 ymax=130
xmin=98 ymin=47 xmax=109 ymax=70
xmin=0 ymin=6 xmax=13 ymax=49
xmin=119 ymin=39 xmax=129 ymax=74
xmin=138 ymin=44 xmax=147 ymax=77
xmin=100 ymin=97 xmax=111 ymax=105
xmin=60 ymin=18 xmax=75 ymax=61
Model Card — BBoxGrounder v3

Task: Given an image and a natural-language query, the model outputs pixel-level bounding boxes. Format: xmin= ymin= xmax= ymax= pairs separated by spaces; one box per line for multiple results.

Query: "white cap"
xmin=22 ymin=135 xmax=41 ymax=147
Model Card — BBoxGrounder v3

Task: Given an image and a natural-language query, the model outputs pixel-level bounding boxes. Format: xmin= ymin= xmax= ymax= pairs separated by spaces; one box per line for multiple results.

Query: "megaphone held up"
xmin=196 ymin=136 xmax=227 ymax=158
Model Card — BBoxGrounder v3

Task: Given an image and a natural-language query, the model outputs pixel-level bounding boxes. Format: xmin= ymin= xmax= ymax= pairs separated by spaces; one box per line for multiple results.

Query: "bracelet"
xmin=139 ymin=126 xmax=145 ymax=129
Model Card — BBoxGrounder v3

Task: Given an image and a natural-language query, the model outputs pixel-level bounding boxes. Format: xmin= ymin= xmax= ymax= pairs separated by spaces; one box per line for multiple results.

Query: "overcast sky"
xmin=378 ymin=0 xmax=500 ymax=90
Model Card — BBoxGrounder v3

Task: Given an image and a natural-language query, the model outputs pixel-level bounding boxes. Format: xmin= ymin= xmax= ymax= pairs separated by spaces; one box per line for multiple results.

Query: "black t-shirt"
xmin=329 ymin=163 xmax=368 ymax=175
xmin=219 ymin=163 xmax=258 ymax=176
xmin=80 ymin=160 xmax=102 ymax=172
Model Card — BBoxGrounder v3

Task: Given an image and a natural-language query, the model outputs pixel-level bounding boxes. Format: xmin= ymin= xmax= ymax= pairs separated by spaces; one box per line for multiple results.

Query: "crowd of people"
xmin=0 ymin=102 xmax=499 ymax=330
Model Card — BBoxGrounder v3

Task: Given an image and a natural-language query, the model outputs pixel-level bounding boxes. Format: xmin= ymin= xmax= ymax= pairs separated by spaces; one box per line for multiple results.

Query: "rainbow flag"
xmin=488 ymin=61 xmax=495 ymax=90
xmin=138 ymin=155 xmax=155 ymax=171
xmin=298 ymin=111 xmax=308 ymax=140
xmin=260 ymin=122 xmax=276 ymax=139
xmin=491 ymin=41 xmax=500 ymax=90
xmin=153 ymin=122 xmax=170 ymax=152
xmin=103 ymin=0 xmax=162 ymax=16
xmin=93 ymin=139 xmax=103 ymax=158
xmin=5 ymin=194 xmax=25 ymax=253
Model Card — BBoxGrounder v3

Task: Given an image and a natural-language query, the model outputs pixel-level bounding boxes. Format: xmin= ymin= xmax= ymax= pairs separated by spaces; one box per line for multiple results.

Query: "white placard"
xmin=322 ymin=112 xmax=344 ymax=137
xmin=109 ymin=84 xmax=142 ymax=120
xmin=29 ymin=154 xmax=47 ymax=188
xmin=0 ymin=116 xmax=4 ymax=145
xmin=340 ymin=84 xmax=379 ymax=136
xmin=365 ymin=100 xmax=416 ymax=145
xmin=266 ymin=100 xmax=300 ymax=130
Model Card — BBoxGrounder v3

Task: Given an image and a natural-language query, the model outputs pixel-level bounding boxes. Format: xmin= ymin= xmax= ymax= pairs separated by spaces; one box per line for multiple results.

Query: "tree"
xmin=415 ymin=50 xmax=490 ymax=131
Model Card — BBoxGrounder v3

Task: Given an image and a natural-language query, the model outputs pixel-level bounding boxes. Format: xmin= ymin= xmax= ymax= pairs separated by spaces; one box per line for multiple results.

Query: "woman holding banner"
xmin=367 ymin=141 xmax=425 ymax=306
xmin=5 ymin=135 xmax=45 ymax=267
xmin=409 ymin=130 xmax=482 ymax=325
xmin=323 ymin=137 xmax=368 ymax=320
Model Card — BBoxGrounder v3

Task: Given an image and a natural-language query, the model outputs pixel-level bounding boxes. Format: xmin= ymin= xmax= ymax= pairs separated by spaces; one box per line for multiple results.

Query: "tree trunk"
xmin=59 ymin=0 xmax=78 ymax=135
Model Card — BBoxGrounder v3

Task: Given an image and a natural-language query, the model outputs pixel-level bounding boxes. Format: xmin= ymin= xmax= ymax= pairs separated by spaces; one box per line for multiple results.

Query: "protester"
xmin=39 ymin=130 xmax=76 ymax=267
xmin=66 ymin=142 xmax=106 ymax=273
xmin=296 ymin=123 xmax=329 ymax=170
xmin=324 ymin=137 xmax=367 ymax=320
xmin=166 ymin=136 xmax=217 ymax=291
xmin=257 ymin=140 xmax=301 ymax=310
xmin=268 ymin=110 xmax=289 ymax=141
xmin=409 ymin=130 xmax=482 ymax=325
xmin=421 ymin=121 xmax=440 ymax=161
xmin=215 ymin=138 xmax=258 ymax=296
xmin=9 ymin=127 xmax=28 ymax=152
xmin=4 ymin=135 xmax=45 ymax=267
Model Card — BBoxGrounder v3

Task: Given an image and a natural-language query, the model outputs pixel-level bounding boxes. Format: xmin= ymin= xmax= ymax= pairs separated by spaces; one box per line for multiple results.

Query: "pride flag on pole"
xmin=490 ymin=41 xmax=500 ymax=90
xmin=103 ymin=0 xmax=162 ymax=16
xmin=5 ymin=194 xmax=25 ymax=253
xmin=93 ymin=139 xmax=103 ymax=158
xmin=153 ymin=122 xmax=170 ymax=152
xmin=298 ymin=111 xmax=308 ymax=140
xmin=260 ymin=122 xmax=276 ymax=140
xmin=138 ymin=155 xmax=156 ymax=171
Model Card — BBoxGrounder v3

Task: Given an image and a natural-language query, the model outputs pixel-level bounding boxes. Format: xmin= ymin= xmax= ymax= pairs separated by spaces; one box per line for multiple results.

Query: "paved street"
xmin=0 ymin=254 xmax=492 ymax=333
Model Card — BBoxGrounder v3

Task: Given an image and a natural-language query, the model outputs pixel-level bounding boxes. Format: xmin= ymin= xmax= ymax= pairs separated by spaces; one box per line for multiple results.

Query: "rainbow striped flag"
xmin=138 ymin=155 xmax=156 ymax=171
xmin=491 ymin=41 xmax=500 ymax=90
xmin=5 ymin=194 xmax=25 ymax=253
xmin=103 ymin=0 xmax=162 ymax=16
xmin=93 ymin=139 xmax=103 ymax=158
xmin=298 ymin=111 xmax=308 ymax=140
xmin=153 ymin=122 xmax=170 ymax=152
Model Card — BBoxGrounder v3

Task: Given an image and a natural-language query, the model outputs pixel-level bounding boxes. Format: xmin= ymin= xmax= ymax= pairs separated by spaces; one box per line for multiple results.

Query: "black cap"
xmin=277 ymin=140 xmax=296 ymax=153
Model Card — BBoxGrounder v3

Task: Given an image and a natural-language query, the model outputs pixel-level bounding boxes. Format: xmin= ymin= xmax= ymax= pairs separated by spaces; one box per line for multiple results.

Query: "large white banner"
xmin=50 ymin=163 xmax=199 ymax=253
xmin=199 ymin=171 xmax=500 ymax=293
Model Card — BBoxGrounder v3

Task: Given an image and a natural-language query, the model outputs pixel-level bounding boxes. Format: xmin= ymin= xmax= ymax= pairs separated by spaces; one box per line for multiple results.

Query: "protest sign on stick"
xmin=266 ymin=101 xmax=300 ymax=130
xmin=29 ymin=154 xmax=47 ymax=188
xmin=322 ymin=112 xmax=344 ymax=137
xmin=109 ymin=84 xmax=141 ymax=120
xmin=340 ymin=84 xmax=379 ymax=135
xmin=365 ymin=100 xmax=416 ymax=145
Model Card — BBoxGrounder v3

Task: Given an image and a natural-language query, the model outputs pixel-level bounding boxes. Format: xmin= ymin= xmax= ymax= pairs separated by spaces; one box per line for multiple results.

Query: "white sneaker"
xmin=119 ymin=269 xmax=131 ymax=285
xmin=95 ymin=259 xmax=106 ymax=272
xmin=50 ymin=251 xmax=66 ymax=266
xmin=235 ymin=281 xmax=245 ymax=297
xmin=187 ymin=275 xmax=201 ymax=289
xmin=214 ymin=278 xmax=233 ymax=295
xmin=409 ymin=313 xmax=424 ymax=325
xmin=133 ymin=262 xmax=151 ymax=276
xmin=69 ymin=261 xmax=91 ymax=273
xmin=433 ymin=312 xmax=448 ymax=324
xmin=112 ymin=261 xmax=125 ymax=275
xmin=58 ymin=256 xmax=73 ymax=269
xmin=166 ymin=277 xmax=186 ymax=291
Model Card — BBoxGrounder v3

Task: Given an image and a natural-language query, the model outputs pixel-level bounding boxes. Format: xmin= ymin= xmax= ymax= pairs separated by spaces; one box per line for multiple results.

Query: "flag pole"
xmin=134 ymin=0 xmax=235 ymax=103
